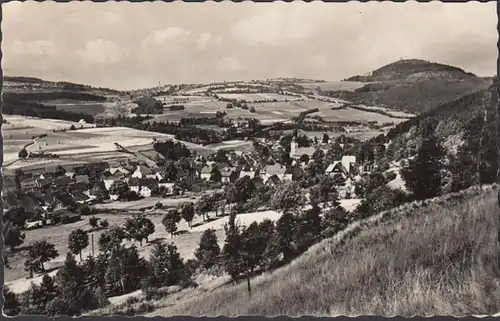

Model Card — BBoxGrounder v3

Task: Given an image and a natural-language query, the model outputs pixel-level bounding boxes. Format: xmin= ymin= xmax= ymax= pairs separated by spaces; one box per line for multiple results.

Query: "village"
xmin=4 ymin=130 xmax=371 ymax=232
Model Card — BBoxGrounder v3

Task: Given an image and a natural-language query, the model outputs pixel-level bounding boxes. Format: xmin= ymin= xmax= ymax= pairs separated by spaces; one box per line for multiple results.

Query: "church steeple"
xmin=291 ymin=136 xmax=298 ymax=156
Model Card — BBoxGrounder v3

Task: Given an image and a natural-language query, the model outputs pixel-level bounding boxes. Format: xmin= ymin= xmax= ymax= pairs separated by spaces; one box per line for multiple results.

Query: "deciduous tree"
xmin=68 ymin=228 xmax=89 ymax=260
xmin=194 ymin=228 xmax=221 ymax=270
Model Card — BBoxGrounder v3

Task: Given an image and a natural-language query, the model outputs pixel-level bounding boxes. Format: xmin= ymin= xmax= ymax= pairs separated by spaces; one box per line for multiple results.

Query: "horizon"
xmin=3 ymin=1 xmax=496 ymax=91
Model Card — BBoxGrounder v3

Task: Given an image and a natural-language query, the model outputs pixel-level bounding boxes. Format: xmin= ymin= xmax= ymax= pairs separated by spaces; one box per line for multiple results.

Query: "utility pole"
xmin=91 ymin=233 xmax=95 ymax=257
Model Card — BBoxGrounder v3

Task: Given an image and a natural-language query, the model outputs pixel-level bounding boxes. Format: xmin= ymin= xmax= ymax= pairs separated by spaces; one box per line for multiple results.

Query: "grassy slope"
xmin=152 ymin=185 xmax=500 ymax=317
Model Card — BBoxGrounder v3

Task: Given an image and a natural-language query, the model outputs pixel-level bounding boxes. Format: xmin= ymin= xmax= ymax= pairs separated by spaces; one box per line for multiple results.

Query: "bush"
xmin=99 ymin=220 xmax=109 ymax=228
xmin=89 ymin=216 xmax=100 ymax=229
xmin=80 ymin=205 xmax=91 ymax=216
xmin=385 ymin=171 xmax=397 ymax=181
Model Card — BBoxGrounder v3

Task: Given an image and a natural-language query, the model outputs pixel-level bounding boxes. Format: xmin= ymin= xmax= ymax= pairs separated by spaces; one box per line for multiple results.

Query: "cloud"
xmin=197 ymin=32 xmax=223 ymax=51
xmin=230 ymin=5 xmax=327 ymax=46
xmin=8 ymin=40 xmax=58 ymax=57
xmin=77 ymin=39 xmax=123 ymax=65
xmin=217 ymin=57 xmax=246 ymax=72
xmin=143 ymin=26 xmax=191 ymax=47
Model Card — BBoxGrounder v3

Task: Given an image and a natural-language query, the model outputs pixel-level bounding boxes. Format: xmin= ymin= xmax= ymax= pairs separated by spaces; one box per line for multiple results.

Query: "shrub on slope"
xmin=158 ymin=185 xmax=500 ymax=317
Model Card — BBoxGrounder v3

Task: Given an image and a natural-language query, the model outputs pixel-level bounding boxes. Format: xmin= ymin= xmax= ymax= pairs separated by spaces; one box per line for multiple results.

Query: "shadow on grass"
xmin=147 ymin=237 xmax=166 ymax=245
xmin=191 ymin=216 xmax=219 ymax=228
xmin=174 ymin=230 xmax=189 ymax=236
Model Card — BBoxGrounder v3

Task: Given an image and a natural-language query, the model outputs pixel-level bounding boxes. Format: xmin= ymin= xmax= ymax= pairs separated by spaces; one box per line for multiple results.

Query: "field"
xmin=299 ymin=81 xmax=367 ymax=92
xmin=51 ymin=100 xmax=109 ymax=116
xmin=297 ymin=130 xmax=385 ymax=142
xmin=311 ymin=107 xmax=407 ymax=124
xmin=147 ymin=185 xmax=500 ymax=317
xmin=2 ymin=115 xmax=214 ymax=170
xmin=216 ymin=93 xmax=302 ymax=102
xmin=205 ymin=140 xmax=254 ymax=152
xmin=5 ymin=194 xmax=363 ymax=295
xmin=93 ymin=196 xmax=198 ymax=211
xmin=3 ymin=116 xmax=97 ymax=165
xmin=5 ymin=207 xmax=282 ymax=294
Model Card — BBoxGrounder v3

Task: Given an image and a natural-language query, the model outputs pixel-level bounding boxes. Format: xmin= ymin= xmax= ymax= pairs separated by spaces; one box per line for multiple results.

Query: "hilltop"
xmin=325 ymin=59 xmax=491 ymax=114
xmin=146 ymin=185 xmax=500 ymax=317
xmin=346 ymin=59 xmax=477 ymax=82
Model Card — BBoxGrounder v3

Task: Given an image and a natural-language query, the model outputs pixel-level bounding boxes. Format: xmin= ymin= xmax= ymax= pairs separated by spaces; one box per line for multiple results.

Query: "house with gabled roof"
xmin=146 ymin=170 xmax=163 ymax=181
xmin=36 ymin=178 xmax=52 ymax=189
xmin=341 ymin=155 xmax=357 ymax=175
xmin=4 ymin=177 xmax=17 ymax=193
xmin=132 ymin=165 xmax=153 ymax=179
xmin=266 ymin=175 xmax=281 ymax=187
xmin=264 ymin=164 xmax=286 ymax=182
xmin=69 ymin=182 xmax=88 ymax=194
xmin=239 ymin=168 xmax=256 ymax=179
xmin=75 ymin=174 xmax=90 ymax=184
xmin=325 ymin=161 xmax=345 ymax=176
xmin=53 ymin=176 xmax=73 ymax=188
xmin=220 ymin=167 xmax=239 ymax=184
xmin=103 ymin=177 xmax=118 ymax=191
xmin=72 ymin=191 xmax=91 ymax=204
xmin=129 ymin=177 xmax=141 ymax=194
xmin=109 ymin=166 xmax=131 ymax=176
xmin=40 ymin=193 xmax=57 ymax=207
xmin=93 ymin=161 xmax=110 ymax=173
xmin=200 ymin=165 xmax=213 ymax=181
xmin=138 ymin=178 xmax=158 ymax=198
xmin=72 ymin=165 xmax=88 ymax=176
xmin=65 ymin=171 xmax=76 ymax=179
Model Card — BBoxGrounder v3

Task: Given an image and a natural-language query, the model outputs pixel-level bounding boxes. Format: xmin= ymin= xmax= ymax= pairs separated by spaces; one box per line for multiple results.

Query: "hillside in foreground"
xmin=327 ymin=59 xmax=491 ymax=115
xmin=148 ymin=185 xmax=500 ymax=317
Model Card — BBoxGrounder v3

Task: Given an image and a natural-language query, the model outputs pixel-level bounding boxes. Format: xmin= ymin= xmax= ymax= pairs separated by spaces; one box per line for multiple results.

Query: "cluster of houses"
xmin=3 ymin=131 xmax=376 ymax=227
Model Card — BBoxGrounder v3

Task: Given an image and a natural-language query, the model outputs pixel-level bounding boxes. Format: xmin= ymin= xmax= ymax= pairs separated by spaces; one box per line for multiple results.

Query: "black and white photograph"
xmin=1 ymin=0 xmax=499 ymax=317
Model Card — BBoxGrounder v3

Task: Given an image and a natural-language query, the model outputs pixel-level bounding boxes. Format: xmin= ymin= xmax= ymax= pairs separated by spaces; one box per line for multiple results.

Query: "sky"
xmin=2 ymin=1 xmax=497 ymax=90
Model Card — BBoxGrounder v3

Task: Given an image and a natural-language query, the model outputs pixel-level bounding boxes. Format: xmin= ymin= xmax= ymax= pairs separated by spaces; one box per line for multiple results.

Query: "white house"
xmin=103 ymin=178 xmax=117 ymax=191
xmin=239 ymin=169 xmax=256 ymax=179
xmin=290 ymin=137 xmax=327 ymax=160
xmin=200 ymin=166 xmax=213 ymax=181
xmin=325 ymin=161 xmax=345 ymax=176
xmin=341 ymin=155 xmax=357 ymax=175
xmin=146 ymin=171 xmax=164 ymax=181
xmin=130 ymin=184 xmax=140 ymax=194
xmin=132 ymin=165 xmax=153 ymax=179
xmin=139 ymin=186 xmax=153 ymax=198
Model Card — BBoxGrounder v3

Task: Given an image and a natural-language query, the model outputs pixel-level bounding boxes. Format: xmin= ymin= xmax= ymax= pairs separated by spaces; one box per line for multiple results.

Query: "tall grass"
xmin=156 ymin=185 xmax=500 ymax=317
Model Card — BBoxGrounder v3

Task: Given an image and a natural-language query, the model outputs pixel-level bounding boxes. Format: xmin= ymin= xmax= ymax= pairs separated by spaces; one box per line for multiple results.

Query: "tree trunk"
xmin=246 ymin=272 xmax=251 ymax=295
xmin=40 ymin=262 xmax=45 ymax=272
xmin=215 ymin=208 xmax=218 ymax=217
xmin=140 ymin=239 xmax=143 ymax=247
xmin=79 ymin=251 xmax=83 ymax=261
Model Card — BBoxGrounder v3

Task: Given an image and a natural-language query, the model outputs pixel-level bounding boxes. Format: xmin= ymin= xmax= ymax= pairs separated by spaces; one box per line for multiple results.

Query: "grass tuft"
xmin=152 ymin=185 xmax=500 ymax=317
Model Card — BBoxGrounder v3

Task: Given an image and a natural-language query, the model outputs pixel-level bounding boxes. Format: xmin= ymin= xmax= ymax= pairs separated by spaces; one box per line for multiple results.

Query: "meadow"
xmin=51 ymin=101 xmax=109 ymax=115
xmin=216 ymin=93 xmax=302 ymax=102
xmin=148 ymin=185 xmax=500 ymax=317
xmin=299 ymin=81 xmax=367 ymax=92
xmin=311 ymin=107 xmax=408 ymax=124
